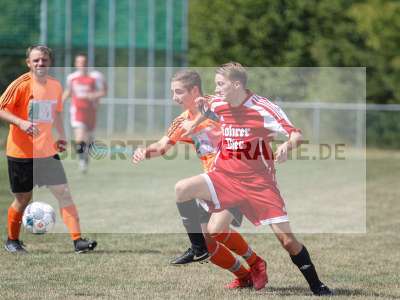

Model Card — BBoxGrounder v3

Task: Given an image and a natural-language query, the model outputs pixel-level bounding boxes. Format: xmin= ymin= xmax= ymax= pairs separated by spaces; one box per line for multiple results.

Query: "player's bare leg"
xmin=48 ymin=184 xmax=73 ymax=208
xmin=175 ymin=175 xmax=212 ymax=203
xmin=5 ymin=192 xmax=32 ymax=253
xmin=270 ymin=222 xmax=332 ymax=295
xmin=11 ymin=192 xmax=32 ymax=212
xmin=48 ymin=184 xmax=97 ymax=253
xmin=207 ymin=210 xmax=233 ymax=234
xmin=270 ymin=222 xmax=302 ymax=255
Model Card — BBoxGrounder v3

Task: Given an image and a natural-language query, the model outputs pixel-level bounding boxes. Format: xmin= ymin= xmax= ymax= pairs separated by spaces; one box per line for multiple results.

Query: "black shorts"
xmin=7 ymin=155 xmax=67 ymax=193
xmin=229 ymin=207 xmax=244 ymax=227
xmin=197 ymin=203 xmax=243 ymax=227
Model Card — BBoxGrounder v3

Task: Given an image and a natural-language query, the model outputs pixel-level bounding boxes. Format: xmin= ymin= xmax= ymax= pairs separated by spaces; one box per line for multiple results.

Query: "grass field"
xmin=0 ymin=147 xmax=399 ymax=299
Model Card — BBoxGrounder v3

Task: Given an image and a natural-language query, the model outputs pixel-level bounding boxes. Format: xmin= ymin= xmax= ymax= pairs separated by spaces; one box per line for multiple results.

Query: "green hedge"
xmin=366 ymin=111 xmax=400 ymax=149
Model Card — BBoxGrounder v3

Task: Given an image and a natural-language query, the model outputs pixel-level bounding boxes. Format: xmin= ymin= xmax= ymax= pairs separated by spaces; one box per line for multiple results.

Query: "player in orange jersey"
xmin=0 ymin=45 xmax=97 ymax=253
xmin=132 ymin=70 xmax=265 ymax=287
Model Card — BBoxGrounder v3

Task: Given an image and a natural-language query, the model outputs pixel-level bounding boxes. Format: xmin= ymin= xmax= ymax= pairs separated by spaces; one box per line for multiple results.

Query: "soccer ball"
xmin=22 ymin=202 xmax=56 ymax=234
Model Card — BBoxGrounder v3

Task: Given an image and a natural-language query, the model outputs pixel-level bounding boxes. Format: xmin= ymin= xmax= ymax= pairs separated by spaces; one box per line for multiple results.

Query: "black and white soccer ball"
xmin=22 ymin=202 xmax=56 ymax=234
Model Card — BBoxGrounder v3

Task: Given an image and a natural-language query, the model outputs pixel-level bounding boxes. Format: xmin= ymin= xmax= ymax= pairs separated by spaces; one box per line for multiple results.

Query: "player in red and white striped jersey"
xmin=63 ymin=54 xmax=107 ymax=173
xmin=208 ymin=92 xmax=300 ymax=182
xmin=176 ymin=62 xmax=332 ymax=295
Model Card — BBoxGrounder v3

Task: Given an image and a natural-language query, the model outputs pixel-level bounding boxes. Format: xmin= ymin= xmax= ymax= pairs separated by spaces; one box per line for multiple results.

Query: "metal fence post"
xmin=40 ymin=0 xmax=48 ymax=45
xmin=127 ymin=0 xmax=136 ymax=134
xmin=88 ymin=0 xmax=95 ymax=67
xmin=147 ymin=0 xmax=155 ymax=133
xmin=356 ymin=104 xmax=365 ymax=148
xmin=64 ymin=0 xmax=72 ymax=139
xmin=312 ymin=103 xmax=320 ymax=145
xmin=107 ymin=0 xmax=116 ymax=137
xmin=164 ymin=0 xmax=174 ymax=131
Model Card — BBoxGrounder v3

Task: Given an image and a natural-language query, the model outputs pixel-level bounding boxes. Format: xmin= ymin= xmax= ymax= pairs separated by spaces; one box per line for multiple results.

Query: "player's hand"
xmin=180 ymin=120 xmax=196 ymax=138
xmin=19 ymin=120 xmax=40 ymax=137
xmin=195 ymin=96 xmax=207 ymax=107
xmin=84 ymin=92 xmax=96 ymax=101
xmin=55 ymin=139 xmax=67 ymax=152
xmin=132 ymin=147 xmax=146 ymax=164
xmin=274 ymin=142 xmax=289 ymax=164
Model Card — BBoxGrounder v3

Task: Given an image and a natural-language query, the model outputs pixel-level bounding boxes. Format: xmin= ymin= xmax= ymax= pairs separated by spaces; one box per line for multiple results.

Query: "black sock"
xmin=290 ymin=246 xmax=322 ymax=291
xmin=176 ymin=200 xmax=207 ymax=254
xmin=75 ymin=141 xmax=87 ymax=160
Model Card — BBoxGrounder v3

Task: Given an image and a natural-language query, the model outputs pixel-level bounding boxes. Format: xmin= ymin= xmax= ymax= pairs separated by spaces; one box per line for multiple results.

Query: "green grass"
xmin=0 ymin=148 xmax=399 ymax=299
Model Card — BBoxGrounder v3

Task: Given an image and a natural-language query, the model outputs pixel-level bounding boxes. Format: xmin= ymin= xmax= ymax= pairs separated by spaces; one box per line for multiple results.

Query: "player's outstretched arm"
xmin=274 ymin=131 xmax=303 ymax=164
xmin=131 ymin=136 xmax=173 ymax=164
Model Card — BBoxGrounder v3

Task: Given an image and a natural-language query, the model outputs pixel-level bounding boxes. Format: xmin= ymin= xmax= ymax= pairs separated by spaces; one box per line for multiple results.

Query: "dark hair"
xmin=171 ymin=70 xmax=203 ymax=94
xmin=75 ymin=53 xmax=88 ymax=59
xmin=26 ymin=45 xmax=53 ymax=60
xmin=216 ymin=61 xmax=247 ymax=87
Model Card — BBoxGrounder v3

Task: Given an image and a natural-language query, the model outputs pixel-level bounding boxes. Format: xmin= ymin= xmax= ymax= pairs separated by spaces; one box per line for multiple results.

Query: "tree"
xmin=0 ymin=0 xmax=39 ymax=94
xmin=349 ymin=0 xmax=400 ymax=103
xmin=188 ymin=0 xmax=399 ymax=103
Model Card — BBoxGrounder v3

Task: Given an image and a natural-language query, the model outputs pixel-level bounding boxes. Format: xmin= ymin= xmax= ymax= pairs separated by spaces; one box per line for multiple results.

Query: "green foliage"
xmin=367 ymin=111 xmax=400 ymax=149
xmin=349 ymin=0 xmax=400 ymax=102
xmin=0 ymin=0 xmax=40 ymax=49
xmin=188 ymin=0 xmax=400 ymax=148
xmin=188 ymin=0 xmax=400 ymax=104
xmin=0 ymin=0 xmax=39 ymax=94
xmin=0 ymin=57 xmax=28 ymax=100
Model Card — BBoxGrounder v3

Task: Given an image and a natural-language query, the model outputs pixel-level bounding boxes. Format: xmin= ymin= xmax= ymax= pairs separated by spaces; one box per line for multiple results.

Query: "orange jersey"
xmin=0 ymin=72 xmax=63 ymax=158
xmin=167 ymin=110 xmax=221 ymax=172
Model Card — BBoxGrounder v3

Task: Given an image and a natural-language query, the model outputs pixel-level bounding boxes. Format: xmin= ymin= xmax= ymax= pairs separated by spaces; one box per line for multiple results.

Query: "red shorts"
xmin=70 ymin=106 xmax=97 ymax=131
xmin=201 ymin=171 xmax=288 ymax=226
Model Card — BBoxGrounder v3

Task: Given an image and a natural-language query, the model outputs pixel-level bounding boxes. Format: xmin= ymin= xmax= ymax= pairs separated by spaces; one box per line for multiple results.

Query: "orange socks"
xmin=60 ymin=205 xmax=81 ymax=240
xmin=207 ymin=236 xmax=249 ymax=279
xmin=212 ymin=229 xmax=258 ymax=266
xmin=7 ymin=206 xmax=23 ymax=240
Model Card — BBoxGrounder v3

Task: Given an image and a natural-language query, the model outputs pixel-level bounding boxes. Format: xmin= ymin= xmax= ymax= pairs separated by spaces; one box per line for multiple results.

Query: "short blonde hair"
xmin=216 ymin=62 xmax=247 ymax=87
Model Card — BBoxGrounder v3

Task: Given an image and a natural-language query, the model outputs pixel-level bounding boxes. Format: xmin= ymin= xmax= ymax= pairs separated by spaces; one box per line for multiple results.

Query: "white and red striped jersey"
xmin=208 ymin=91 xmax=301 ymax=178
xmin=66 ymin=70 xmax=105 ymax=109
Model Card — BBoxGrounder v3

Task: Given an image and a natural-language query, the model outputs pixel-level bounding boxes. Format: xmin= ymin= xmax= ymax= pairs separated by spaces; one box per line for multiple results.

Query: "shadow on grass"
xmin=266 ymin=286 xmax=311 ymax=296
xmin=49 ymin=249 xmax=163 ymax=255
xmin=93 ymin=249 xmax=162 ymax=255
xmin=333 ymin=288 xmax=399 ymax=299
xmin=266 ymin=286 xmax=398 ymax=299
